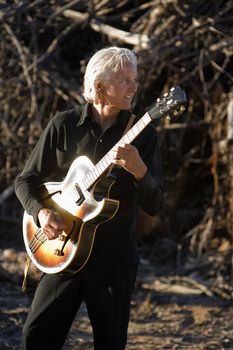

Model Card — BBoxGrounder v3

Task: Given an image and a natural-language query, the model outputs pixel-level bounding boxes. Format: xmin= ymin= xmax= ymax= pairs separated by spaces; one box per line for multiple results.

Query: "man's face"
xmin=101 ymin=61 xmax=138 ymax=111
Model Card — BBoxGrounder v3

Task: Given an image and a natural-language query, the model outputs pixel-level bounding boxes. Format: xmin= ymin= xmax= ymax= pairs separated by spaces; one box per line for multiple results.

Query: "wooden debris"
xmin=64 ymin=9 xmax=150 ymax=48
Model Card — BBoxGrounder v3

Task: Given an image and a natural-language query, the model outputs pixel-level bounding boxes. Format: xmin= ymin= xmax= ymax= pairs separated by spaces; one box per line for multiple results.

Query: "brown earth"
xmin=1 ymin=247 xmax=233 ymax=350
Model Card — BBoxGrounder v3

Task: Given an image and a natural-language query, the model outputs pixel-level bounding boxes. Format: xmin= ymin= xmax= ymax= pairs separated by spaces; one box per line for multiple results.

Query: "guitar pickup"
xmin=74 ymin=184 xmax=85 ymax=206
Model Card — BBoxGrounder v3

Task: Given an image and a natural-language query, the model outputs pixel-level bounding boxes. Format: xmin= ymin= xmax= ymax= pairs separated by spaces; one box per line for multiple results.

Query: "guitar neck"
xmin=83 ymin=112 xmax=152 ymax=190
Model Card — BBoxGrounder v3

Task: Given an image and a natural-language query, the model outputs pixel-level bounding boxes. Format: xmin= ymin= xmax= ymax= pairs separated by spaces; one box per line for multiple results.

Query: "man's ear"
xmin=94 ymin=80 xmax=104 ymax=94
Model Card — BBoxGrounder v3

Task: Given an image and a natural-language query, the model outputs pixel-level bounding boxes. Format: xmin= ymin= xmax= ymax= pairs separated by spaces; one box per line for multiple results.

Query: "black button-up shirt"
xmin=15 ymin=103 xmax=163 ymax=265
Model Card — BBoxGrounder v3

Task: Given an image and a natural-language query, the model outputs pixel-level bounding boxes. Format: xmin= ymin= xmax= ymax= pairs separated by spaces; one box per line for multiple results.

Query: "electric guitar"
xmin=23 ymin=86 xmax=186 ymax=274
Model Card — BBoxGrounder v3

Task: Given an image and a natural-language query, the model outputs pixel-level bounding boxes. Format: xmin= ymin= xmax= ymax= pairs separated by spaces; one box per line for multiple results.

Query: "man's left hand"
xmin=111 ymin=143 xmax=147 ymax=181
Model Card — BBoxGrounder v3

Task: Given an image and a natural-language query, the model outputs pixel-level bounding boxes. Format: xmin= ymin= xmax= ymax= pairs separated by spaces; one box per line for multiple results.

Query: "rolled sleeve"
xmin=133 ymin=123 xmax=163 ymax=216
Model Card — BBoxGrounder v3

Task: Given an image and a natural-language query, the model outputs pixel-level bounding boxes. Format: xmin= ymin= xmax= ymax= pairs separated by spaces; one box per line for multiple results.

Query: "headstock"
xmin=148 ymin=86 xmax=187 ymax=121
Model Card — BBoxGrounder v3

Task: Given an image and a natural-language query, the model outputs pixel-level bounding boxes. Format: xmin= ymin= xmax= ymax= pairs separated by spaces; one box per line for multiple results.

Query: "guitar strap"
xmin=22 ymin=113 xmax=136 ymax=291
xmin=22 ymin=256 xmax=31 ymax=292
xmin=107 ymin=113 xmax=136 ymax=175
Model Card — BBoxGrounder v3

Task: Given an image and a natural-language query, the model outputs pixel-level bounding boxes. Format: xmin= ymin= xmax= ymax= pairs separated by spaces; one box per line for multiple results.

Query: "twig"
xmin=63 ymin=9 xmax=150 ymax=48
xmin=2 ymin=21 xmax=37 ymax=118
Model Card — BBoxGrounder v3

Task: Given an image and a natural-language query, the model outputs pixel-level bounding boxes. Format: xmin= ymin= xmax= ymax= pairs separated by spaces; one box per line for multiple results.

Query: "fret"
xmin=88 ymin=172 xmax=94 ymax=183
xmin=102 ymin=155 xmax=111 ymax=168
xmin=85 ymin=174 xmax=90 ymax=187
xmin=136 ymin=122 xmax=142 ymax=133
xmin=139 ymin=121 xmax=145 ymax=131
xmin=127 ymin=129 xmax=135 ymax=143
xmin=144 ymin=112 xmax=152 ymax=125
xmin=92 ymin=168 xmax=100 ymax=179
xmin=85 ymin=177 xmax=91 ymax=189
xmin=99 ymin=160 xmax=106 ymax=172
xmin=89 ymin=171 xmax=96 ymax=183
xmin=135 ymin=122 xmax=141 ymax=134
xmin=82 ymin=177 xmax=88 ymax=191
xmin=123 ymin=113 xmax=151 ymax=144
xmin=131 ymin=124 xmax=138 ymax=138
xmin=96 ymin=157 xmax=109 ymax=174
xmin=84 ymin=172 xmax=93 ymax=190
xmin=122 ymin=133 xmax=131 ymax=144
xmin=96 ymin=162 xmax=104 ymax=175
xmin=94 ymin=165 xmax=100 ymax=177
xmin=105 ymin=152 xmax=113 ymax=165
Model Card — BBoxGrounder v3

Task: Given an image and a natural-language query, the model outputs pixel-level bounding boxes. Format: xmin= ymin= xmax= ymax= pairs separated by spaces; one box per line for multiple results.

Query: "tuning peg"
xmin=172 ymin=105 xmax=185 ymax=117
xmin=173 ymin=109 xmax=180 ymax=116
xmin=157 ymin=97 xmax=160 ymax=102
xmin=170 ymin=87 xmax=175 ymax=91
xmin=166 ymin=114 xmax=171 ymax=121
xmin=163 ymin=92 xmax=169 ymax=97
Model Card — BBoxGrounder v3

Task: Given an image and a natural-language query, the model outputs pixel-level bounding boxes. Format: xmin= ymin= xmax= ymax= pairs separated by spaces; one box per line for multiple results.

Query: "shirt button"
xmin=99 ymin=139 xmax=103 ymax=143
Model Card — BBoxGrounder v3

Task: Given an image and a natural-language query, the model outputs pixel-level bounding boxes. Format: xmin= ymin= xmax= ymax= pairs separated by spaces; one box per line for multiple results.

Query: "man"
xmin=15 ymin=46 xmax=163 ymax=350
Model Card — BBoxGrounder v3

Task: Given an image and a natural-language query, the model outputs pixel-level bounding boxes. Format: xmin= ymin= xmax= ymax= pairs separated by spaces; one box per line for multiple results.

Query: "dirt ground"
xmin=1 ymin=246 xmax=233 ymax=350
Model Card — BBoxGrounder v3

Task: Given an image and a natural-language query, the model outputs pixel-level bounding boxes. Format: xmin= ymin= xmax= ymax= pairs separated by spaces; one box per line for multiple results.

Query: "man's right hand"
xmin=38 ymin=208 xmax=67 ymax=240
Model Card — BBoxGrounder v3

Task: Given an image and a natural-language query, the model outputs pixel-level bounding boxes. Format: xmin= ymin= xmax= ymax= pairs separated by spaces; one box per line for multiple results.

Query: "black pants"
xmin=22 ymin=264 xmax=137 ymax=350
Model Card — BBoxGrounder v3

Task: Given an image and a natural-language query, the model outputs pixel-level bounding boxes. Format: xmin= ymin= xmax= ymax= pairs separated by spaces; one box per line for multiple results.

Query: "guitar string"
xmin=29 ymin=229 xmax=47 ymax=253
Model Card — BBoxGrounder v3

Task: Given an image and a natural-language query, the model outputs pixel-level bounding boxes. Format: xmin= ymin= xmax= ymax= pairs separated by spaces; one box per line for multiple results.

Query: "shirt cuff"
xmin=31 ymin=202 xmax=45 ymax=227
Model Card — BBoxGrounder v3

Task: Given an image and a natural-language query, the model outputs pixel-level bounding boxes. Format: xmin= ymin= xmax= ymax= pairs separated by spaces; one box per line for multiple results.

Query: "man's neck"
xmin=92 ymin=103 xmax=118 ymax=131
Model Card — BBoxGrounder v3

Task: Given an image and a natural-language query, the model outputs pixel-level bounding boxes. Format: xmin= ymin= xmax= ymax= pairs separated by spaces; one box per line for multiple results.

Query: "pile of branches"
xmin=1 ymin=0 xmax=233 ymax=282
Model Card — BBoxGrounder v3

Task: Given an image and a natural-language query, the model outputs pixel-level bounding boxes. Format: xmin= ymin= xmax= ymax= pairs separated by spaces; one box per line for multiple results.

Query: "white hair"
xmin=83 ymin=47 xmax=137 ymax=103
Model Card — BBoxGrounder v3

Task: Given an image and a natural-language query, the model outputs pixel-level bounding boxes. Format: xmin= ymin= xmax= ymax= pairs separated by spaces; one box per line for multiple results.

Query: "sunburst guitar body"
xmin=23 ymin=156 xmax=119 ymax=274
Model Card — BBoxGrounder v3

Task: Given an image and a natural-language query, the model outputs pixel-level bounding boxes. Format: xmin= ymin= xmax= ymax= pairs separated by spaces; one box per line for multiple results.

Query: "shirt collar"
xmin=75 ymin=103 xmax=91 ymax=126
xmin=75 ymin=103 xmax=132 ymax=128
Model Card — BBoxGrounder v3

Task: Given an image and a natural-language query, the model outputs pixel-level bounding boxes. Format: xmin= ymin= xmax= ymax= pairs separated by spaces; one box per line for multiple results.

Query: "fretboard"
xmin=82 ymin=112 xmax=152 ymax=191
